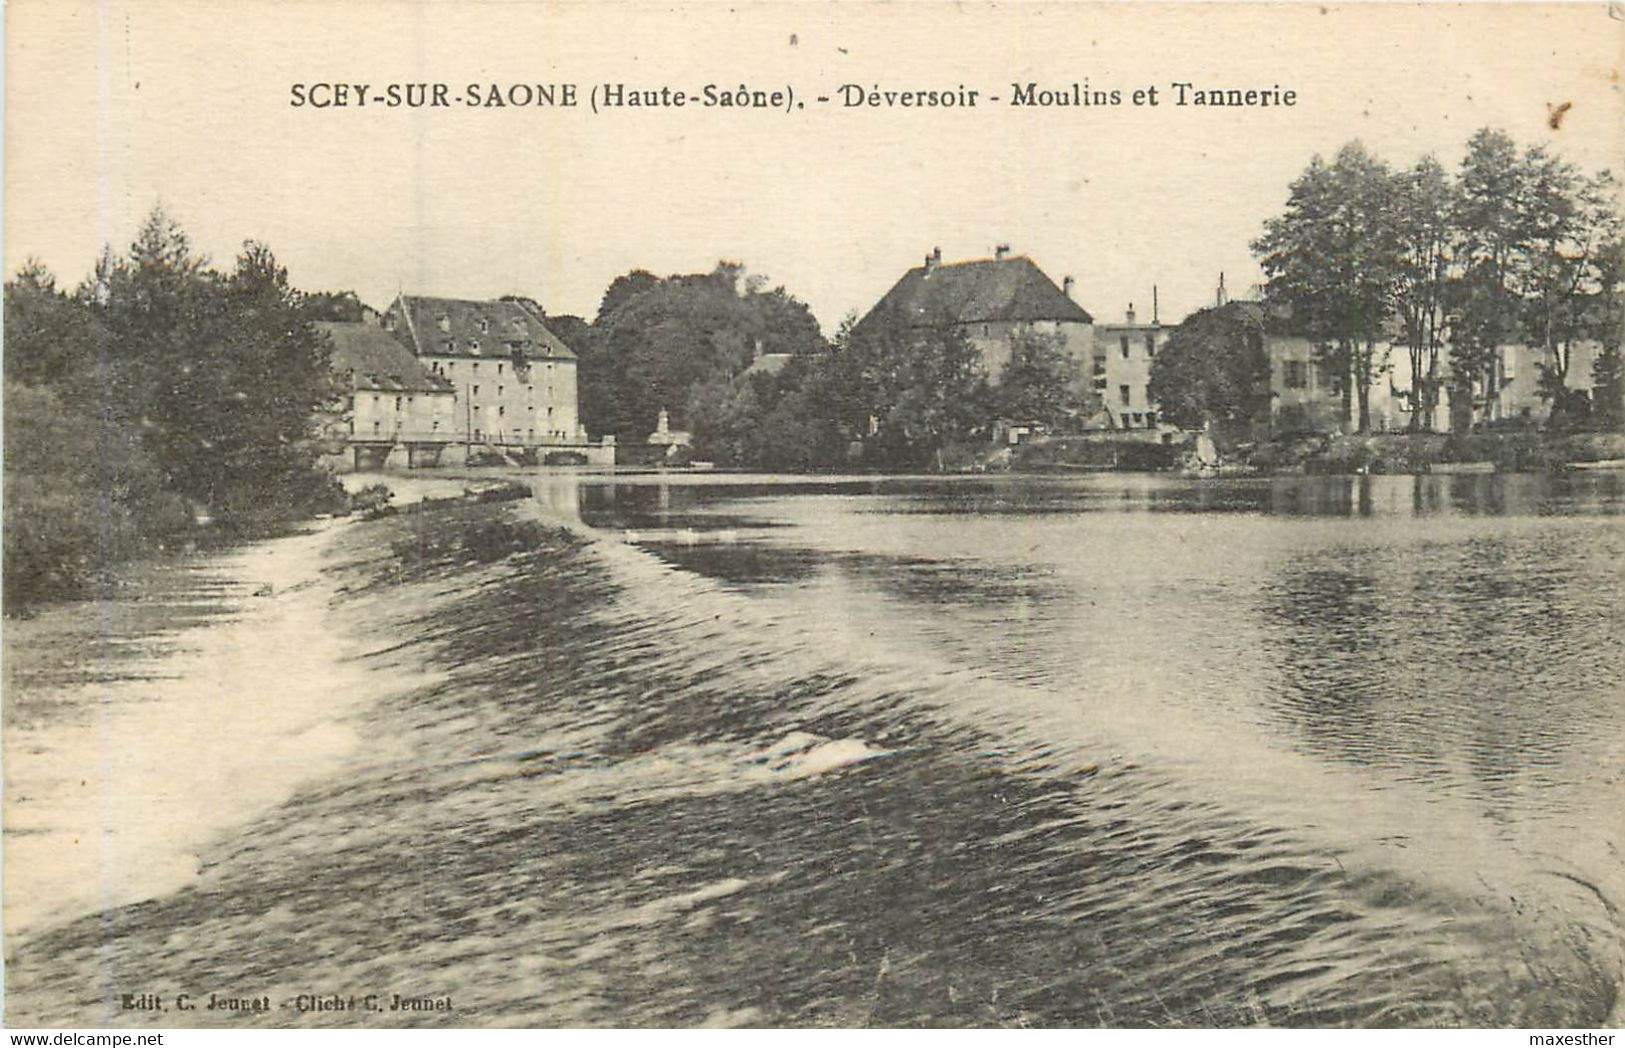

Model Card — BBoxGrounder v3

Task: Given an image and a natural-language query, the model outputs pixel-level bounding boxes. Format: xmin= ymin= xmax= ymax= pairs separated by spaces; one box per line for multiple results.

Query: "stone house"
xmin=854 ymin=246 xmax=1095 ymax=395
xmin=319 ymin=321 xmax=457 ymax=469
xmin=382 ymin=295 xmax=583 ymax=449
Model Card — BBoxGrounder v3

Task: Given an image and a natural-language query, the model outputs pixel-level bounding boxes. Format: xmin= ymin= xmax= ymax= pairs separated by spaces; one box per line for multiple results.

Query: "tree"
xmin=1386 ymin=157 xmax=1454 ymax=431
xmin=1147 ymin=303 xmax=1274 ymax=440
xmin=1448 ymin=129 xmax=1531 ymax=432
xmin=302 ymin=289 xmax=371 ymax=323
xmin=1593 ymin=344 xmax=1625 ymax=430
xmin=996 ymin=327 xmax=1081 ymax=429
xmin=1520 ymin=166 xmax=1623 ymax=425
xmin=581 ymin=262 xmax=826 ymax=439
xmin=595 ymin=269 xmax=662 ymax=323
xmin=842 ymin=321 xmax=991 ymax=468
xmin=1254 ymin=142 xmax=1395 ymax=433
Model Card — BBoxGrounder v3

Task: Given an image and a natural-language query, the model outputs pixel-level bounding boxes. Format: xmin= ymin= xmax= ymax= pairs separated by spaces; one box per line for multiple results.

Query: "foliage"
xmin=996 ymin=328 xmax=1082 ymax=429
xmin=1146 ymin=304 xmax=1274 ymax=436
xmin=1386 ymin=156 xmax=1454 ymax=430
xmin=302 ymin=289 xmax=372 ymax=323
xmin=3 ymin=206 xmax=345 ymax=606
xmin=1592 ymin=344 xmax=1625 ymax=430
xmin=1255 ymin=129 xmax=1624 ymax=435
xmin=349 ymin=483 xmax=396 ymax=519
xmin=1253 ymin=142 xmax=1393 ymax=433
xmin=577 ymin=262 xmax=827 ymax=439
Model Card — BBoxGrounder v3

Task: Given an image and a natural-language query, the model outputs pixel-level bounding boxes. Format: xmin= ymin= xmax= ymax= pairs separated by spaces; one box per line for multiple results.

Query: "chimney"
xmin=1152 ymin=285 xmax=1160 ymax=325
xmin=994 ymin=243 xmax=1011 ymax=261
xmin=924 ymin=246 xmax=941 ymax=272
xmin=1063 ymin=275 xmax=1075 ymax=299
xmin=1217 ymin=272 xmax=1229 ymax=307
xmin=1125 ymin=302 xmax=1137 ymax=326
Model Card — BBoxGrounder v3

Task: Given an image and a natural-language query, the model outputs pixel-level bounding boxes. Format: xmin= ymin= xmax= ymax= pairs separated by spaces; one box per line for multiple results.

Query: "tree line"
xmin=567 ymin=262 xmax=1082 ymax=470
xmin=1246 ymin=128 xmax=1623 ymax=434
xmin=4 ymin=208 xmax=346 ymax=606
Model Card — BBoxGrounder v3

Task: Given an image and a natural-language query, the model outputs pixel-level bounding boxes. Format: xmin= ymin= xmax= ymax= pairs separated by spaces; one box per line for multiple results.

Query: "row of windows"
xmin=467 ymin=384 xmax=553 ymax=399
xmin=1118 ymin=334 xmax=1157 ymax=359
xmin=435 ymin=314 xmax=529 ymax=336
xmin=362 ymin=394 xmax=557 ymax=416
xmin=430 ymin=360 xmax=556 ymax=377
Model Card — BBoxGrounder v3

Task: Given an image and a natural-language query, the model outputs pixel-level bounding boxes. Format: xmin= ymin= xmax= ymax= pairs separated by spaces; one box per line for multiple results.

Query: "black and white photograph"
xmin=3 ymin=0 xmax=1623 ymax=1034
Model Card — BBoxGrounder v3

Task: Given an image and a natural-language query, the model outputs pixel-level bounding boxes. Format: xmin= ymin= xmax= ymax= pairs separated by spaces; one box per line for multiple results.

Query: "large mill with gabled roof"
xmin=854 ymin=245 xmax=1097 ymax=402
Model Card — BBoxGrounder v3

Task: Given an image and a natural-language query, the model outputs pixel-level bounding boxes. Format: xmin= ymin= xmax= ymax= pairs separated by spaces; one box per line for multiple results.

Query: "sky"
xmin=5 ymin=1 xmax=1623 ymax=333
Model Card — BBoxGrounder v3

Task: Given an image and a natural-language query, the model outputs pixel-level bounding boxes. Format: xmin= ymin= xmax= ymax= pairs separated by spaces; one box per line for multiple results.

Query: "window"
xmin=1120 ymin=384 xmax=1131 ymax=406
xmin=1284 ymin=360 xmax=1308 ymax=389
xmin=1145 ymin=334 xmax=1156 ymax=357
xmin=1120 ymin=336 xmax=1130 ymax=359
xmin=982 ymin=324 xmax=990 ymax=337
xmin=394 ymin=397 xmax=402 ymax=411
xmin=473 ymin=385 xmax=480 ymax=396
xmin=372 ymin=394 xmax=380 ymax=406
xmin=347 ymin=419 xmax=354 ymax=434
xmin=477 ymin=317 xmax=489 ymax=334
xmin=373 ymin=420 xmax=381 ymax=433
xmin=1145 ymin=411 xmax=1157 ymax=428
xmin=469 ymin=339 xmax=481 ymax=354
xmin=498 ymin=385 xmax=504 ymax=396
xmin=432 ymin=420 xmax=439 ymax=431
xmin=471 ymin=362 xmax=479 ymax=374
xmin=436 ymin=314 xmax=449 ymax=333
xmin=497 ymin=363 xmax=504 ymax=376
xmin=446 ymin=361 xmax=455 ymax=373
xmin=499 ymin=405 xmax=506 ymax=417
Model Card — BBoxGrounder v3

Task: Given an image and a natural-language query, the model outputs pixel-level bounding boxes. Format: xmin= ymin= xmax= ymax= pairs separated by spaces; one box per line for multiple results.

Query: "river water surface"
xmin=5 ymin=470 xmax=1623 ymax=1027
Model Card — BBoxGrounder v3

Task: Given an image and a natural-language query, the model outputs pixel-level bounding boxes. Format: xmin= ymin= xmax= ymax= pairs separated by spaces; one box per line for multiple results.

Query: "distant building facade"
xmin=382 ymin=295 xmax=583 ymax=449
xmin=855 ymin=246 xmax=1095 ymax=394
xmin=1091 ymin=301 xmax=1169 ymax=430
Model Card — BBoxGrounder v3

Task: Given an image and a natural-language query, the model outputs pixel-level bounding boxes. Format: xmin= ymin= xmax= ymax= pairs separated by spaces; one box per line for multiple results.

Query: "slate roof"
xmin=856 ymin=256 xmax=1093 ymax=335
xmin=319 ymin=322 xmax=454 ymax=394
xmin=387 ymin=295 xmax=577 ymax=361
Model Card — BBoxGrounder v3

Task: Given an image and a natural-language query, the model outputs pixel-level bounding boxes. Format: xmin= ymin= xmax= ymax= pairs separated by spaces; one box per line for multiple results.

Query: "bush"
xmin=349 ymin=483 xmax=396 ymax=519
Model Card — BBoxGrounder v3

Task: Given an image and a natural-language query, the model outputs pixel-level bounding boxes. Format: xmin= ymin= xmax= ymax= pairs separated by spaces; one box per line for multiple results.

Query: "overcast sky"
xmin=6 ymin=2 xmax=1622 ymax=332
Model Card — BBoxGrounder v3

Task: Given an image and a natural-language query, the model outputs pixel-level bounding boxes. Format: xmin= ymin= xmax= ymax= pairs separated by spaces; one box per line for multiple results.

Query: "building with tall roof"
xmin=382 ymin=294 xmax=583 ymax=451
xmin=855 ymin=246 xmax=1095 ymax=387
xmin=319 ymin=321 xmax=458 ymax=469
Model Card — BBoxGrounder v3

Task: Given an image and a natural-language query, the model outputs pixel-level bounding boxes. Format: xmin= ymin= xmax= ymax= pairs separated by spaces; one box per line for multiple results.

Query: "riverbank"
xmin=996 ymin=429 xmax=1625 ymax=476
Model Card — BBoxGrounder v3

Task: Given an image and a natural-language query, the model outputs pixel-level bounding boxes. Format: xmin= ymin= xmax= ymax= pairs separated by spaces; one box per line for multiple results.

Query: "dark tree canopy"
xmin=1147 ymin=304 xmax=1273 ymax=437
xmin=576 ymin=262 xmax=827 ymax=439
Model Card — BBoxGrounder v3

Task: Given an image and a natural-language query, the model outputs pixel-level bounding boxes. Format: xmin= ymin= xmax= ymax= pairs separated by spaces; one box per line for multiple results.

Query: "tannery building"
xmin=855 ymin=245 xmax=1096 ymax=389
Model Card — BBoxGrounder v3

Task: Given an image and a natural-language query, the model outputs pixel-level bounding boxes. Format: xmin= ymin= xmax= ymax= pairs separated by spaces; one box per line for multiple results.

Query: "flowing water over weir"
xmin=5 ymin=471 xmax=1623 ymax=1027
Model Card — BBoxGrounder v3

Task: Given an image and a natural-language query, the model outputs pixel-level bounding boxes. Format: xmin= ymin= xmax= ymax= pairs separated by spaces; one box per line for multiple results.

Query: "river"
xmin=4 ymin=470 xmax=1622 ymax=1027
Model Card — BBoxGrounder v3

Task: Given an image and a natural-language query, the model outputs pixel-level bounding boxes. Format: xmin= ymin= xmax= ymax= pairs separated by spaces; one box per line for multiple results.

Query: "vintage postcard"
xmin=4 ymin=0 xmax=1623 ymax=1033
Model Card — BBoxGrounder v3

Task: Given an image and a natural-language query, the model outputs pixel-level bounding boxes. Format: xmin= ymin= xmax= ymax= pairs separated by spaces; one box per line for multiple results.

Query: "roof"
xmin=386 ymin=295 xmax=578 ymax=361
xmin=856 ymin=256 xmax=1093 ymax=335
xmin=318 ymin=322 xmax=454 ymax=394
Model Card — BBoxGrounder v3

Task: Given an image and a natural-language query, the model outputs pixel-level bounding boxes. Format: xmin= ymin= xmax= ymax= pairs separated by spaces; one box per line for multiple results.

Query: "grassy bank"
xmin=989 ymin=429 xmax=1625 ymax=476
